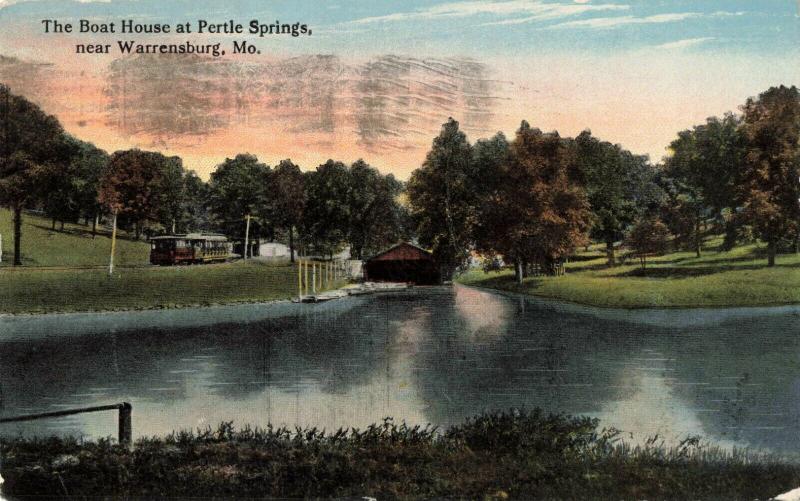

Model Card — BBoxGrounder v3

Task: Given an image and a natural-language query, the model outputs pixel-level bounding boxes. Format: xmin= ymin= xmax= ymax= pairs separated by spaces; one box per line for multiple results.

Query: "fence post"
xmin=118 ymin=402 xmax=132 ymax=446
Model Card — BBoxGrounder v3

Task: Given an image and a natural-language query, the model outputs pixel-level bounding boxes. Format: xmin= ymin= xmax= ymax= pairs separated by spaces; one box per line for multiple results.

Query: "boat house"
xmin=363 ymin=243 xmax=440 ymax=285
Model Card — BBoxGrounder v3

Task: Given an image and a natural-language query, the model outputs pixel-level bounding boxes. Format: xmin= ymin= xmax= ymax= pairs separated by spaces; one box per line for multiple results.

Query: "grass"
xmin=1 ymin=410 xmax=798 ymax=499
xmin=0 ymin=209 xmax=150 ymax=268
xmin=0 ymin=260 xmax=318 ymax=314
xmin=458 ymin=237 xmax=800 ymax=308
xmin=0 ymin=209 xmax=339 ymax=314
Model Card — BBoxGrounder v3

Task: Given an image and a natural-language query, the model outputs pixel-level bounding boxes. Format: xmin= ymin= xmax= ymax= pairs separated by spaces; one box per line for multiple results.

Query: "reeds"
xmin=2 ymin=410 xmax=799 ymax=499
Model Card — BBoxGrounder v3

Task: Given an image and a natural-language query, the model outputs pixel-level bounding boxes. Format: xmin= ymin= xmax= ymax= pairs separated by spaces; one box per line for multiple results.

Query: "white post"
xmin=108 ymin=210 xmax=118 ymax=276
xmin=312 ymin=263 xmax=316 ymax=294
xmin=0 ymin=233 xmax=3 ymax=263
xmin=243 ymin=214 xmax=251 ymax=260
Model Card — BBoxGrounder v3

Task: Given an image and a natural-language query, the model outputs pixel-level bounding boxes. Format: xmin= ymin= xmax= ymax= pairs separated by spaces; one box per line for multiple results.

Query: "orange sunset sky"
xmin=0 ymin=0 xmax=798 ymax=179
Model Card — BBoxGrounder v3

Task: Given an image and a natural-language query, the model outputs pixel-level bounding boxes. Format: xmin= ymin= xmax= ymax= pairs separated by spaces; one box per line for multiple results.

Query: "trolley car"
xmin=150 ymin=234 xmax=231 ymax=265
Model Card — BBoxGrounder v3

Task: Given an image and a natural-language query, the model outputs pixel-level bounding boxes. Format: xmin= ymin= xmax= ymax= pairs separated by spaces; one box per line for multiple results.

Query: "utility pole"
xmin=298 ymin=259 xmax=303 ymax=299
xmin=243 ymin=214 xmax=251 ymax=260
xmin=304 ymin=260 xmax=309 ymax=296
xmin=108 ymin=209 xmax=118 ymax=276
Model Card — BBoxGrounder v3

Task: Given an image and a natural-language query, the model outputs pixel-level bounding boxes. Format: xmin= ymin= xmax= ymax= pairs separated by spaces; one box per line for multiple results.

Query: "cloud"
xmin=654 ymin=37 xmax=715 ymax=50
xmin=546 ymin=12 xmax=699 ymax=29
xmin=546 ymin=10 xmax=744 ymax=30
xmin=346 ymin=0 xmax=629 ymax=25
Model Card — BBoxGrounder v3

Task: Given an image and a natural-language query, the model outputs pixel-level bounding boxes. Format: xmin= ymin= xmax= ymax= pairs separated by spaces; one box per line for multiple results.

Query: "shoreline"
xmin=0 ymin=294 xmax=370 ymax=340
xmin=3 ymin=278 xmax=800 ymax=318
xmin=458 ymin=280 xmax=800 ymax=311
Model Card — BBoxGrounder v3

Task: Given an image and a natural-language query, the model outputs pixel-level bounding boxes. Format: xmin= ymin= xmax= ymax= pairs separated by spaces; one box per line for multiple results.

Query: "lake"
xmin=1 ymin=285 xmax=799 ymax=454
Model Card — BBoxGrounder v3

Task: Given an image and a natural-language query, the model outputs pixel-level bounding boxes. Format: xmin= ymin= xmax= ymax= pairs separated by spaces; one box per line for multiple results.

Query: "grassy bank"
xmin=0 ymin=209 xmax=150 ymax=267
xmin=0 ymin=209 xmax=345 ymax=314
xmin=459 ymin=240 xmax=800 ymax=309
xmin=1 ymin=411 xmax=798 ymax=499
xmin=0 ymin=261 xmax=313 ymax=314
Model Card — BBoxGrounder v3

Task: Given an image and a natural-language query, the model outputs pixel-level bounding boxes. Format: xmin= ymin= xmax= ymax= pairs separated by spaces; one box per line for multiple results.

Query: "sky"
xmin=0 ymin=0 xmax=798 ymax=179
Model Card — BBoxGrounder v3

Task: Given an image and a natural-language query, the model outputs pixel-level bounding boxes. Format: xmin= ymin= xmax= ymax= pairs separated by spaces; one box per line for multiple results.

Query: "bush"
xmin=2 ymin=410 xmax=799 ymax=499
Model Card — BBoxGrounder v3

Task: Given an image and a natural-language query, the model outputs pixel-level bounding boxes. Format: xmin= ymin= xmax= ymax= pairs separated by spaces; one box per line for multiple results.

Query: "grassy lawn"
xmin=0 ymin=209 xmax=150 ymax=267
xmin=458 ymin=238 xmax=800 ymax=308
xmin=2 ymin=410 xmax=798 ymax=499
xmin=0 ymin=261 xmax=316 ymax=314
xmin=0 ymin=209 xmax=339 ymax=314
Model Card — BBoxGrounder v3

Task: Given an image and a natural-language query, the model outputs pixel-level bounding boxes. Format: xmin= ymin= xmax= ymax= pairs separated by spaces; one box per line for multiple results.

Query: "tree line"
xmin=0 ymin=84 xmax=409 ymax=265
xmin=407 ymin=85 xmax=800 ymax=280
xmin=1 ymin=83 xmax=799 ymax=276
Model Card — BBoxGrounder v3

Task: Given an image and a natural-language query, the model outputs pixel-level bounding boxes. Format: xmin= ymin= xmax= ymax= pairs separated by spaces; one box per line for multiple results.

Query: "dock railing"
xmin=0 ymin=402 xmax=132 ymax=445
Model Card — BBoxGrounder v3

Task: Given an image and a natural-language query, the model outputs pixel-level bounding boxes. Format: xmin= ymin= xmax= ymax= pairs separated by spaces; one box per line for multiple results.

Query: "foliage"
xmin=407 ymin=118 xmax=477 ymax=278
xmin=346 ymin=159 xmax=407 ymax=259
xmin=208 ymin=153 xmax=270 ymax=240
xmin=575 ymin=130 xmax=659 ymax=265
xmin=98 ymin=149 xmax=178 ymax=238
xmin=270 ymin=159 xmax=305 ymax=261
xmin=482 ymin=122 xmax=590 ymax=282
xmin=0 ymin=84 xmax=75 ymax=264
xmin=664 ymin=114 xmax=745 ymax=250
xmin=459 ymin=234 xmax=800 ymax=308
xmin=625 ymin=217 xmax=670 ymax=269
xmin=739 ymin=85 xmax=800 ymax=266
xmin=178 ymin=170 xmax=212 ymax=233
xmin=302 ymin=159 xmax=351 ymax=256
xmin=2 ymin=410 xmax=799 ymax=500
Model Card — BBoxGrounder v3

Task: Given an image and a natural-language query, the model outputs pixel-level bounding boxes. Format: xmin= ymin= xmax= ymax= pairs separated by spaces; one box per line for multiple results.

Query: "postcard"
xmin=1 ymin=1 xmax=799 ymax=499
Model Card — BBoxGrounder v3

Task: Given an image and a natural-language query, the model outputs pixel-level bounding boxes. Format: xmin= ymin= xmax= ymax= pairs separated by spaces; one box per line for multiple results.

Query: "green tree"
xmin=0 ymin=84 xmax=75 ymax=265
xmin=472 ymin=132 xmax=512 ymax=264
xmin=271 ymin=159 xmax=306 ymax=262
xmin=70 ymin=139 xmax=109 ymax=238
xmin=407 ymin=118 xmax=477 ymax=278
xmin=576 ymin=131 xmax=652 ymax=265
xmin=347 ymin=159 xmax=406 ymax=259
xmin=665 ymin=113 xmax=745 ymax=252
xmin=740 ymin=85 xmax=800 ymax=266
xmin=156 ymin=156 xmax=187 ymax=235
xmin=625 ymin=216 xmax=671 ymax=270
xmin=179 ymin=170 xmax=212 ymax=233
xmin=208 ymin=153 xmax=270 ymax=240
xmin=303 ymin=160 xmax=351 ymax=257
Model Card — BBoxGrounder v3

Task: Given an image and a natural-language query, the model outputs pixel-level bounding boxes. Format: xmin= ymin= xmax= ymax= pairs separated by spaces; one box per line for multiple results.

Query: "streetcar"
xmin=150 ymin=234 xmax=231 ymax=265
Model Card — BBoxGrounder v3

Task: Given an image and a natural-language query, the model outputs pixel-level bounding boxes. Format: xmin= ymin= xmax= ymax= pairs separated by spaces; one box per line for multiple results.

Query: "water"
xmin=1 ymin=285 xmax=799 ymax=454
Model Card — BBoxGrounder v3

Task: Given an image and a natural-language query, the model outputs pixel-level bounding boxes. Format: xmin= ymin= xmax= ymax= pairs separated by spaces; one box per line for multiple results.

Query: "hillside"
xmin=459 ymin=237 xmax=800 ymax=308
xmin=0 ymin=209 xmax=150 ymax=268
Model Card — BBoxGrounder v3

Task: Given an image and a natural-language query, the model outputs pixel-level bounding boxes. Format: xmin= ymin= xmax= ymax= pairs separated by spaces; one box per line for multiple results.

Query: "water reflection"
xmin=0 ymin=285 xmax=799 ymax=454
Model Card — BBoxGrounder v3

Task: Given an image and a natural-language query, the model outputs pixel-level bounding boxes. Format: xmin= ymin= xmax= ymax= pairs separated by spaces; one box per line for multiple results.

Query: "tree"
xmin=576 ymin=131 xmax=652 ymax=265
xmin=303 ymin=160 xmax=351 ymax=257
xmin=740 ymin=86 xmax=800 ymax=266
xmin=208 ymin=153 xmax=270 ymax=241
xmin=407 ymin=118 xmax=477 ymax=278
xmin=472 ymin=132 xmax=512 ymax=264
xmin=98 ymin=149 xmax=173 ymax=239
xmin=664 ymin=113 xmax=745 ymax=252
xmin=271 ymin=159 xmax=306 ymax=262
xmin=625 ymin=217 xmax=670 ymax=270
xmin=657 ymin=173 xmax=706 ymax=257
xmin=346 ymin=159 xmax=406 ymax=259
xmin=156 ymin=156 xmax=187 ymax=234
xmin=0 ymin=84 xmax=75 ymax=265
xmin=70 ymin=139 xmax=109 ymax=237
xmin=476 ymin=122 xmax=590 ymax=283
xmin=178 ymin=170 xmax=212 ymax=233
